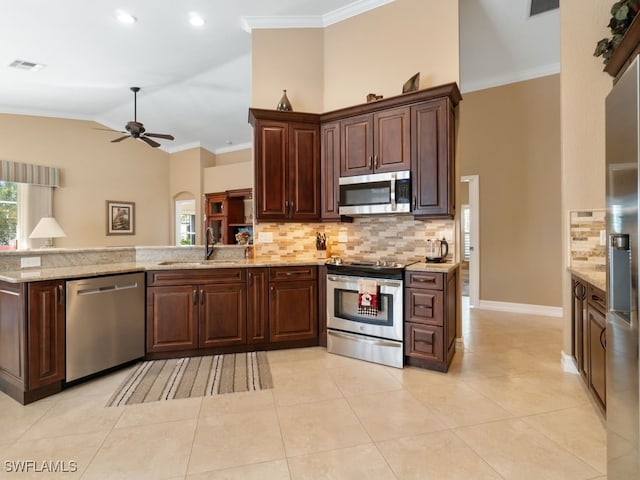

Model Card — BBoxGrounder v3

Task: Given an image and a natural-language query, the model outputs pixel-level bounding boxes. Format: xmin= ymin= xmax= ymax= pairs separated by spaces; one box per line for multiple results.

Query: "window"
xmin=462 ymin=204 xmax=471 ymax=262
xmin=175 ymin=197 xmax=196 ymax=246
xmin=0 ymin=181 xmax=18 ymax=249
xmin=179 ymin=213 xmax=196 ymax=245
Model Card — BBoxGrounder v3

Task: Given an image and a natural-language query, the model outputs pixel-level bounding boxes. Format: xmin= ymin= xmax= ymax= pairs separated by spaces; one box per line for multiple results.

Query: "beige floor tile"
xmin=0 ymin=392 xmax=55 ymax=443
xmin=56 ymin=364 xmax=138 ymax=401
xmin=20 ymin=394 xmax=124 ymax=441
xmin=82 ymin=419 xmax=197 ymax=480
xmin=269 ymin=359 xmax=328 ymax=379
xmin=267 ymin=347 xmax=328 ymax=364
xmin=186 ymin=460 xmax=290 ymax=479
xmin=521 ymin=404 xmax=607 ymax=474
xmin=287 ymin=444 xmax=395 ymax=479
xmin=0 ymin=430 xmax=108 ymax=479
xmin=454 ymin=418 xmax=601 ymax=480
xmin=347 ymin=390 xmax=447 ymax=441
xmin=327 ymin=361 xmax=402 ymax=397
xmin=272 ymin=370 xmax=344 ymax=407
xmin=200 ymin=390 xmax=275 ymax=417
xmin=277 ymin=398 xmax=371 ymax=457
xmin=377 ymin=430 xmax=503 ymax=479
xmin=115 ymin=396 xmax=202 ymax=429
xmin=187 ymin=409 xmax=285 ymax=474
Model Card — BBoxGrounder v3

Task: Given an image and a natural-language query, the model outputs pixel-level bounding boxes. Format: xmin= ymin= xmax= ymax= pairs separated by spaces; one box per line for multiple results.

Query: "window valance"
xmin=0 ymin=160 xmax=60 ymax=187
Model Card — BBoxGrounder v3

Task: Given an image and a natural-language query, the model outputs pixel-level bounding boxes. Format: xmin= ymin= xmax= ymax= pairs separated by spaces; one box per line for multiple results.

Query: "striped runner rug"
xmin=106 ymin=352 xmax=273 ymax=407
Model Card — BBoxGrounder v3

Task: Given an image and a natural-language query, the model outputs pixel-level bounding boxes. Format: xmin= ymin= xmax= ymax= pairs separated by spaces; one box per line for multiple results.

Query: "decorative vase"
xmin=276 ymin=89 xmax=292 ymax=111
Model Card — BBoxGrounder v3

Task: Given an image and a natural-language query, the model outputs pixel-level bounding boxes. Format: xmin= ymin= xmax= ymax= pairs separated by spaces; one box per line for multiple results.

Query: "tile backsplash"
xmin=569 ymin=210 xmax=605 ymax=271
xmin=253 ymin=215 xmax=455 ymax=264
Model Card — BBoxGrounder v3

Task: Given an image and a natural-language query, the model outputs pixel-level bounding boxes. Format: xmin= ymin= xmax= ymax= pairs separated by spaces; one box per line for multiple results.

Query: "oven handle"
xmin=328 ymin=330 xmax=402 ymax=348
xmin=327 ymin=275 xmax=402 ymax=288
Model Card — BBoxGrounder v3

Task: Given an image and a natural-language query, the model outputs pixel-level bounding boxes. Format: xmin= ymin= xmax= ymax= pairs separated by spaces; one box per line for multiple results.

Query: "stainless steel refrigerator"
xmin=606 ymin=54 xmax=640 ymax=479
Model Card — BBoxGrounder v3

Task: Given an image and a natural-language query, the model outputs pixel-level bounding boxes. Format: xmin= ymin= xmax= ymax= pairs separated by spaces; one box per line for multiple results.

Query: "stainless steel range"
xmin=326 ymin=257 xmax=409 ymax=368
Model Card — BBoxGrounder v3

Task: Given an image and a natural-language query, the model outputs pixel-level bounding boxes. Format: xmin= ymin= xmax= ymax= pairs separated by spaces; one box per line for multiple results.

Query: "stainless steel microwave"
xmin=338 ymin=170 xmax=411 ymax=215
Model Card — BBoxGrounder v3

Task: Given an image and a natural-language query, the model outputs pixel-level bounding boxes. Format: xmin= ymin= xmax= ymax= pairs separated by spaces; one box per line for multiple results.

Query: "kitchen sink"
xmin=156 ymin=261 xmax=203 ymax=266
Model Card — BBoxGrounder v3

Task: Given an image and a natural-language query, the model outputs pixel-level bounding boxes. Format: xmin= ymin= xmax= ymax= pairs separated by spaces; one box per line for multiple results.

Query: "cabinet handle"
xmin=200 ymin=289 xmax=205 ymax=305
xmin=415 ymin=277 xmax=435 ymax=283
xmin=374 ymin=155 xmax=379 ymax=169
xmin=192 ymin=289 xmax=197 ymax=305
xmin=248 ymin=272 xmax=252 ymax=287
xmin=600 ymin=327 xmax=606 ymax=350
xmin=290 ymin=201 xmax=294 ymax=215
xmin=413 ymin=195 xmax=417 ymax=209
xmin=368 ymin=155 xmax=373 ymax=169
xmin=57 ymin=284 xmax=64 ymax=305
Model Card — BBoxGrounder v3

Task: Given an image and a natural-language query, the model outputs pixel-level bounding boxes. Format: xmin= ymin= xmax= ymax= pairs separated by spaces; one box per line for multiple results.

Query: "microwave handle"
xmin=390 ymin=176 xmax=397 ymax=210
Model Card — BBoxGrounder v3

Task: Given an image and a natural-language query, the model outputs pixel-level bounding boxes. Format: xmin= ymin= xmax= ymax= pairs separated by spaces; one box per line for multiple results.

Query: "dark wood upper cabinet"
xmin=411 ymin=98 xmax=455 ymax=218
xmin=340 ymin=107 xmax=410 ymax=177
xmin=249 ymin=109 xmax=320 ymax=222
xmin=320 ymin=121 xmax=341 ymax=221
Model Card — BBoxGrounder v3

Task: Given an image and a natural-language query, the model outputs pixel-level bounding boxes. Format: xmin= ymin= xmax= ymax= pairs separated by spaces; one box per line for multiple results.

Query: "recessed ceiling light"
xmin=116 ymin=10 xmax=137 ymax=24
xmin=8 ymin=59 xmax=46 ymax=72
xmin=189 ymin=13 xmax=205 ymax=27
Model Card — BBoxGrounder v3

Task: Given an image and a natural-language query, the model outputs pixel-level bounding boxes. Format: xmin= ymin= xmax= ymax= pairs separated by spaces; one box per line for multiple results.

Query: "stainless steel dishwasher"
xmin=66 ymin=272 xmax=145 ymax=382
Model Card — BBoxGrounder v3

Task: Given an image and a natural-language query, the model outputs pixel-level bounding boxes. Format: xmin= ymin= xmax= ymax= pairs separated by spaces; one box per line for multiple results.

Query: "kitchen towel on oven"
xmin=358 ymin=279 xmax=379 ymax=316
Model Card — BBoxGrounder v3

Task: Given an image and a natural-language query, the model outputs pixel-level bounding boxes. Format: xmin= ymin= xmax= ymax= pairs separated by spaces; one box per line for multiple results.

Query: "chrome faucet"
xmin=205 ymin=227 xmax=216 ymax=260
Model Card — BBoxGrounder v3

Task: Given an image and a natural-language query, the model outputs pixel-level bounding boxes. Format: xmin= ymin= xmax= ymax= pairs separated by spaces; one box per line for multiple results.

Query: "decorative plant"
xmin=594 ymin=0 xmax=640 ymax=64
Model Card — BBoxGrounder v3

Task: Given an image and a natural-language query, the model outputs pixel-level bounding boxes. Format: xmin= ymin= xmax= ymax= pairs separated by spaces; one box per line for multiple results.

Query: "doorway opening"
xmin=175 ymin=196 xmax=196 ymax=246
xmin=460 ymin=175 xmax=479 ymax=308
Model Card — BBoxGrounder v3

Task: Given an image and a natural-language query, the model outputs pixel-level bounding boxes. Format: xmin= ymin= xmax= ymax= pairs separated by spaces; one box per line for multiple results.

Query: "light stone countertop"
xmin=405 ymin=261 xmax=460 ymax=274
xmin=568 ymin=267 xmax=606 ymax=292
xmin=0 ymin=258 xmax=328 ymax=284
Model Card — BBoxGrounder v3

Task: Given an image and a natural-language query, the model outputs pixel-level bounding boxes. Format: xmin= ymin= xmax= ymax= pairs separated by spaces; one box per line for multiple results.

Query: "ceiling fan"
xmin=108 ymin=87 xmax=174 ymax=148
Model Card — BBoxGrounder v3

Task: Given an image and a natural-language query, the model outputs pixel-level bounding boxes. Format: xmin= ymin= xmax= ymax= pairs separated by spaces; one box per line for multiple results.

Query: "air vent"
xmin=530 ymin=0 xmax=558 ymax=16
xmin=8 ymin=59 xmax=46 ymax=72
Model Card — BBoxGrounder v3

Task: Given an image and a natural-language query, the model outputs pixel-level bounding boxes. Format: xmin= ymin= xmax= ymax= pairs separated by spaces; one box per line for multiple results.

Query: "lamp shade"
xmin=29 ymin=217 xmax=66 ymax=239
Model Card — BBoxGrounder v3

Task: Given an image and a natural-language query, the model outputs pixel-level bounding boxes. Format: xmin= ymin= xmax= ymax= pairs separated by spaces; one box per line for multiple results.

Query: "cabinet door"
xmin=269 ymin=280 xmax=318 ymax=342
xmin=0 ymin=281 xmax=26 ymax=385
xmin=341 ymin=114 xmax=373 ymax=177
xmin=146 ymin=286 xmax=198 ymax=352
xmin=200 ymin=283 xmax=246 ymax=348
xmin=588 ymin=305 xmax=606 ymax=410
xmin=320 ymin=121 xmax=341 ymax=220
xmin=254 ymin=120 xmax=288 ymax=220
xmin=247 ymin=269 xmax=269 ymax=345
xmin=373 ymin=107 xmax=410 ymax=173
xmin=411 ymin=99 xmax=454 ymax=218
xmin=289 ymin=122 xmax=320 ymax=220
xmin=404 ymin=323 xmax=444 ymax=363
xmin=27 ymin=281 xmax=65 ymax=389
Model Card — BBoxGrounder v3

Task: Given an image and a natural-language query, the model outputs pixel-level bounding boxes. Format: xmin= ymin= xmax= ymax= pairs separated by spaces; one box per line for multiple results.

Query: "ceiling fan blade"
xmin=144 ymin=133 xmax=175 ymax=140
xmin=139 ymin=136 xmax=161 ymax=148
xmin=111 ymin=135 xmax=131 ymax=143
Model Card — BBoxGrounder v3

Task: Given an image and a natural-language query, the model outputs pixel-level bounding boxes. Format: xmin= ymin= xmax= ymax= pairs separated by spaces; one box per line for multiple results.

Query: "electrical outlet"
xmin=600 ymin=230 xmax=606 ymax=246
xmin=338 ymin=232 xmax=348 ymax=243
xmin=257 ymin=232 xmax=273 ymax=243
xmin=21 ymin=256 xmax=41 ymax=268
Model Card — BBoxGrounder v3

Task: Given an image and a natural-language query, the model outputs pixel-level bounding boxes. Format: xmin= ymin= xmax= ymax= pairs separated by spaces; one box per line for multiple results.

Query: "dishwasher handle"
xmin=75 ymin=282 xmax=139 ymax=296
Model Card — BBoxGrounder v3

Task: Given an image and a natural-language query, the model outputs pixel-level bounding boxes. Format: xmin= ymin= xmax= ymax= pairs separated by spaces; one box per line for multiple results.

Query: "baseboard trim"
xmin=477 ymin=300 xmax=563 ymax=317
xmin=561 ymin=351 xmax=579 ymax=374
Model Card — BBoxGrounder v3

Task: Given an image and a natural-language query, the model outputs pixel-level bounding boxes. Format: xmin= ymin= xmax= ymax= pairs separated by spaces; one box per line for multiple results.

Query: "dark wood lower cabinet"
xmin=147 ymin=286 xmax=198 ymax=352
xmin=247 ymin=268 xmax=269 ymax=345
xmin=199 ymin=283 xmax=246 ymax=348
xmin=404 ymin=267 xmax=458 ymax=372
xmin=269 ymin=266 xmax=318 ymax=343
xmin=0 ymin=280 xmax=65 ymax=405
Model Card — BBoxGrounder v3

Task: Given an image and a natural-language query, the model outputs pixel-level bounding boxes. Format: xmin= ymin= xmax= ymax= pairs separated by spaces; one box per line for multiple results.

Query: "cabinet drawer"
xmin=405 ymin=271 xmax=444 ymax=290
xmin=405 ymin=288 xmax=444 ymax=326
xmin=587 ymin=284 xmax=607 ymax=312
xmin=269 ymin=266 xmax=317 ymax=282
xmin=147 ymin=268 xmax=246 ymax=286
xmin=404 ymin=323 xmax=444 ymax=362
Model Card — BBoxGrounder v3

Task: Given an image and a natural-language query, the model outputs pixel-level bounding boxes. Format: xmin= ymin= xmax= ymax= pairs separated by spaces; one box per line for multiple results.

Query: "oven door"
xmin=326 ymin=273 xmax=403 ymax=341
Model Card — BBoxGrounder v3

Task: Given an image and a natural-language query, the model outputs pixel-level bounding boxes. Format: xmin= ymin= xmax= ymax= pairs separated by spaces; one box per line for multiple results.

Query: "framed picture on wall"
xmin=106 ymin=200 xmax=135 ymax=235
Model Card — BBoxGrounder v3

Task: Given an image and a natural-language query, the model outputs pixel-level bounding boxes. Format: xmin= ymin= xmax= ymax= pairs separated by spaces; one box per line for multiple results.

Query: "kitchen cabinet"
xmin=269 ymin=266 xmax=318 ymax=343
xmin=340 ymin=107 xmax=410 ymax=177
xmin=404 ymin=268 xmax=458 ymax=372
xmin=205 ymin=189 xmax=252 ymax=245
xmin=411 ymin=98 xmax=455 ymax=218
xmin=0 ymin=280 xmax=65 ymax=405
xmin=320 ymin=121 xmax=341 ymax=221
xmin=248 ymin=109 xmax=320 ymax=221
xmin=146 ymin=269 xmax=247 ymax=354
xmin=247 ymin=268 xmax=269 ymax=345
xmin=570 ymin=274 xmax=606 ymax=413
xmin=587 ymin=284 xmax=606 ymax=412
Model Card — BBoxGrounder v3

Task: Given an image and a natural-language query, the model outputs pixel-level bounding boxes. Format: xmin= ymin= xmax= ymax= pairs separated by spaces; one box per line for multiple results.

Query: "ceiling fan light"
xmin=189 ymin=13 xmax=205 ymax=27
xmin=117 ymin=11 xmax=137 ymax=24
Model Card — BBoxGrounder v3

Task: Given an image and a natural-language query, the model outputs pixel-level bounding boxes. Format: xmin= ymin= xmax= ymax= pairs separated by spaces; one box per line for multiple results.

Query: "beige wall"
xmin=459 ymin=75 xmax=562 ymax=307
xmin=203 ymin=148 xmax=252 ymax=194
xmin=0 ymin=114 xmax=170 ymax=247
xmin=560 ymin=0 xmax=613 ymax=353
xmin=169 ymin=147 xmax=203 ymax=244
xmin=323 ymin=0 xmax=459 ymax=110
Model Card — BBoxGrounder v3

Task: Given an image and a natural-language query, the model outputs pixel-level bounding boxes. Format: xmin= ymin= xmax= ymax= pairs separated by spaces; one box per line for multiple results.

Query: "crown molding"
xmin=213 ymin=142 xmax=252 ymax=155
xmin=461 ymin=62 xmax=560 ymax=93
xmin=242 ymin=0 xmax=395 ymax=32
